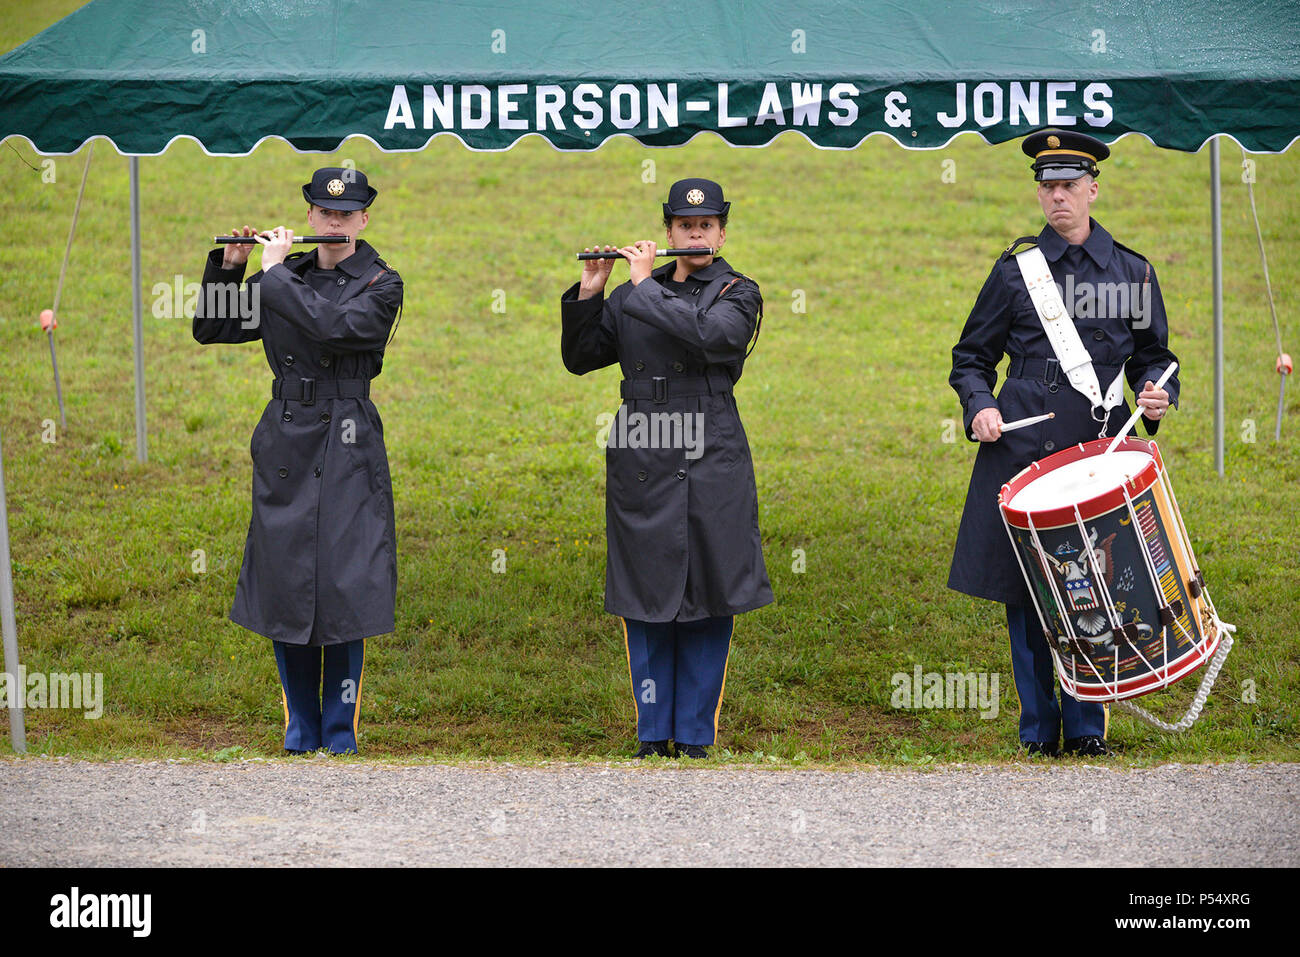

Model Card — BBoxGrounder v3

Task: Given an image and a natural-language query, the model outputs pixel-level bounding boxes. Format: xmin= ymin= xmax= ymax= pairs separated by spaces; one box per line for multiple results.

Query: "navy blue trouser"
xmin=272 ymin=639 xmax=366 ymax=753
xmin=622 ymin=616 xmax=734 ymax=746
xmin=1006 ymin=603 xmax=1107 ymax=744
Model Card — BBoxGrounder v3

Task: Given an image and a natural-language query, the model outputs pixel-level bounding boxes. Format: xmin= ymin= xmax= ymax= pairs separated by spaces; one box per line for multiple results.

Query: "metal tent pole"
xmin=1210 ymin=138 xmax=1225 ymax=477
xmin=0 ymin=432 xmax=27 ymax=753
xmin=130 ymin=157 xmax=147 ymax=463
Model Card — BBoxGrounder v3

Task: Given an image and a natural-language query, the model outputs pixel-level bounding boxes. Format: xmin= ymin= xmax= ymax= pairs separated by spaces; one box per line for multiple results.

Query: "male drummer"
xmin=948 ymin=129 xmax=1179 ymax=757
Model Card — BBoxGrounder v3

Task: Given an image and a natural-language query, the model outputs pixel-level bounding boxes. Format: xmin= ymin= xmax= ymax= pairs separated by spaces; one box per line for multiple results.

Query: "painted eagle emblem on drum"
xmin=1045 ymin=527 xmax=1118 ymax=639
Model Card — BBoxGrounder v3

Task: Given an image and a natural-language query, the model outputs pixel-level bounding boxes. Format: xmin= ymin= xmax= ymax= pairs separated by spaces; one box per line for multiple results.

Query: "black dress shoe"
xmin=634 ymin=740 xmax=671 ymax=759
xmin=1023 ymin=740 xmax=1060 ymax=757
xmin=1063 ymin=735 xmax=1113 ymax=757
xmin=675 ymin=743 xmax=709 ymax=759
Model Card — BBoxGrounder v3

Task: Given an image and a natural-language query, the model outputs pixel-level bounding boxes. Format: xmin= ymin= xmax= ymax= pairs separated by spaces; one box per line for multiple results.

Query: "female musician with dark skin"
xmin=561 ymin=178 xmax=773 ymax=760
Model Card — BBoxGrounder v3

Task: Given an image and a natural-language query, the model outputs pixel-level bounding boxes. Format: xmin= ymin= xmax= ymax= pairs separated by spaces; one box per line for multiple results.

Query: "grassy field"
xmin=1 ymin=2 xmax=1296 ymax=764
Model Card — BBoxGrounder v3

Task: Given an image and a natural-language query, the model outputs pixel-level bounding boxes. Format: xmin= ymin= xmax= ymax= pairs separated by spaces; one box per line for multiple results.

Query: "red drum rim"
xmin=998 ymin=436 xmax=1164 ymax=530
xmin=1059 ymin=629 xmax=1221 ymax=701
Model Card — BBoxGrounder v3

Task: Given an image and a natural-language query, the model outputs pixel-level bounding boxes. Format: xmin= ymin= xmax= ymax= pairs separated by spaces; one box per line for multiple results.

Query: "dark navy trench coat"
xmin=194 ymin=240 xmax=403 ymax=645
xmin=948 ymin=220 xmax=1180 ymax=605
xmin=561 ymin=257 xmax=774 ymax=622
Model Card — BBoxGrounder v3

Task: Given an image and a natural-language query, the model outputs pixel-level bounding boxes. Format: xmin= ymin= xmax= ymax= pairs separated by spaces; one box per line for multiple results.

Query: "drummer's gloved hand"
xmin=971 ymin=407 xmax=1003 ymax=442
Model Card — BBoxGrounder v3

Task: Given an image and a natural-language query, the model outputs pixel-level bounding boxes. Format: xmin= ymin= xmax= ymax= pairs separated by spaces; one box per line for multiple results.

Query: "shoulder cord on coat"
xmin=365 ymin=267 xmax=403 ymax=346
xmin=715 ymin=275 xmax=763 ymax=359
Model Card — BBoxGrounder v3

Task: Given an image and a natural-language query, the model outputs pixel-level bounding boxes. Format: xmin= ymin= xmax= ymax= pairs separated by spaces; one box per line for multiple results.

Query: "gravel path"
xmin=1 ymin=760 xmax=1295 ymax=867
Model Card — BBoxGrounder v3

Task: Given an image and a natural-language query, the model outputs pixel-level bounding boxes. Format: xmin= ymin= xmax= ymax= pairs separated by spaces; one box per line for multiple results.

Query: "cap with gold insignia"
xmin=1022 ymin=128 xmax=1110 ymax=181
xmin=663 ymin=177 xmax=730 ymax=218
xmin=301 ymin=166 xmax=378 ymax=211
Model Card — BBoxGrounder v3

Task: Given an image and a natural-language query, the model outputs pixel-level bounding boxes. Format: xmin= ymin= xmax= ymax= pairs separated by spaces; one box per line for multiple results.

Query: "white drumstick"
xmin=1000 ymin=412 xmax=1054 ymax=433
xmin=968 ymin=412 xmax=1053 ymax=440
xmin=1104 ymin=361 xmax=1178 ymax=455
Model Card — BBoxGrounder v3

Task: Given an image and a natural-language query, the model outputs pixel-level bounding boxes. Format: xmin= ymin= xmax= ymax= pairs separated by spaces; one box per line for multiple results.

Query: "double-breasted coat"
xmin=194 ymin=240 xmax=403 ymax=645
xmin=948 ymin=219 xmax=1180 ymax=605
xmin=561 ymin=257 xmax=774 ymax=622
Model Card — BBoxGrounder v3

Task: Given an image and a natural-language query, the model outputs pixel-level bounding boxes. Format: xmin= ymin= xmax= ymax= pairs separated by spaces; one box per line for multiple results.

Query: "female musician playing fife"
xmin=560 ymin=178 xmax=773 ymax=759
xmin=194 ymin=167 xmax=403 ymax=755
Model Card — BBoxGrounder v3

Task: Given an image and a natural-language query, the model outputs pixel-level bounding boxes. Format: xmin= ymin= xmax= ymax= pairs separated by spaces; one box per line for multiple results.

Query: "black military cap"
xmin=301 ymin=167 xmax=378 ymax=210
xmin=1022 ymin=129 xmax=1110 ymax=181
xmin=663 ymin=178 xmax=730 ymax=218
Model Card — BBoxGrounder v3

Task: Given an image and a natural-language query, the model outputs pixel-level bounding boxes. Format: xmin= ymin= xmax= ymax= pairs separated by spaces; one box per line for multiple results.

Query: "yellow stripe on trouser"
xmin=712 ymin=618 xmax=736 ymax=739
xmin=620 ymin=617 xmax=637 ymax=722
xmin=280 ymin=686 xmax=290 ymax=733
xmin=353 ymin=638 xmax=366 ymax=738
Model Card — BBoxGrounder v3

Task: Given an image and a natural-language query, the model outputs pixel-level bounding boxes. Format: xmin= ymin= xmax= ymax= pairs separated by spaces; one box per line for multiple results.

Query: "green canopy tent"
xmin=3 ymin=0 xmax=1298 ymax=460
xmin=4 ymin=0 xmax=1298 ymax=154
xmin=1 ymin=0 xmax=1298 ymax=748
xmin=3 ymin=0 xmax=1297 ymax=463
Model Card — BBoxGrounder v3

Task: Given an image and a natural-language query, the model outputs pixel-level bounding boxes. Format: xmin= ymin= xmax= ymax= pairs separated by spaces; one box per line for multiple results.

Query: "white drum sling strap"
xmin=1015 ymin=246 xmax=1125 ymax=433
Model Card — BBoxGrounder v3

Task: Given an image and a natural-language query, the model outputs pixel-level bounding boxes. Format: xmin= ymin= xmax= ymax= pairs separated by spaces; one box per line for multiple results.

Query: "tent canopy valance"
xmin=2 ymin=0 xmax=1298 ymax=156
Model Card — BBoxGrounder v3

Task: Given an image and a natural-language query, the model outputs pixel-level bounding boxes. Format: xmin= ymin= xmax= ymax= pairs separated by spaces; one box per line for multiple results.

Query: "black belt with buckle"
xmin=1007 ymin=356 xmax=1122 ymax=387
xmin=619 ymin=371 xmax=733 ymax=404
xmin=272 ymin=377 xmax=371 ymax=405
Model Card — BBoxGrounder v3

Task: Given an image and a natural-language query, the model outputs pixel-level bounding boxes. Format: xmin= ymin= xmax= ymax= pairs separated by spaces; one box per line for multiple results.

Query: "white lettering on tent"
xmin=647 ymin=83 xmax=678 ymax=129
xmin=498 ymin=84 xmax=528 ymax=130
xmin=536 ymin=85 xmax=566 ymax=130
xmin=610 ymin=84 xmax=641 ymax=129
xmin=938 ymin=82 xmax=966 ymax=128
xmin=573 ymin=83 xmax=603 ymax=129
xmin=1083 ymin=82 xmax=1112 ymax=127
xmin=791 ymin=83 xmax=822 ymax=125
xmin=384 ymin=85 xmax=415 ymax=129
xmin=755 ymin=83 xmax=786 ymax=125
xmin=382 ymin=80 xmax=880 ymax=135
xmin=718 ymin=83 xmax=747 ymax=127
xmin=423 ymin=84 xmax=453 ymax=129
xmin=973 ymin=81 xmax=1003 ymax=127
xmin=1047 ymin=81 xmax=1077 ymax=125
xmin=827 ymin=83 xmax=859 ymax=126
xmin=462 ymin=85 xmax=490 ymax=129
xmin=1010 ymin=82 xmax=1040 ymax=126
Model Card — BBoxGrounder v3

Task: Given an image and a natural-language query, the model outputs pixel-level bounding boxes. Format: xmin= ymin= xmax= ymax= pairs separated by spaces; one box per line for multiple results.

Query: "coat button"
xmin=282 ymin=411 xmax=293 ymax=422
xmin=320 ymin=412 xmax=331 ymax=423
xmin=676 ymin=469 xmax=687 ymax=480
xmin=284 ymin=354 xmax=295 ymax=366
xmin=1044 ymin=440 xmax=1056 ymax=452
xmin=636 ymin=470 xmax=647 ymax=482
xmin=321 ymin=355 xmax=331 ymax=367
xmin=673 ymin=362 xmax=684 ymax=373
xmin=277 ymin=467 xmax=288 ymax=478
xmin=634 ymin=360 xmax=645 ymax=371
xmin=1048 ymin=383 xmax=1059 ymax=393
xmin=314 ymin=466 xmax=322 ymax=477
xmin=1093 ymin=329 xmax=1105 ymax=341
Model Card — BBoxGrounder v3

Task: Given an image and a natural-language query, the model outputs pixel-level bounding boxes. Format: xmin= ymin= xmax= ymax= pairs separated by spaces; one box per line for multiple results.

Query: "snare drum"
xmin=998 ymin=436 xmax=1229 ymax=702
